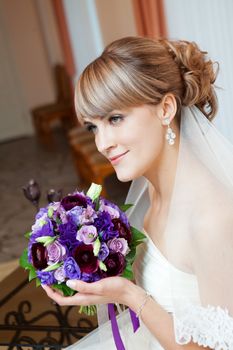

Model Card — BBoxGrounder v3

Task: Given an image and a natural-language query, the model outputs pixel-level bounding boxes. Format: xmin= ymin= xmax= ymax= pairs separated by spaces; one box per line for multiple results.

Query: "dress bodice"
xmin=133 ymin=229 xmax=201 ymax=313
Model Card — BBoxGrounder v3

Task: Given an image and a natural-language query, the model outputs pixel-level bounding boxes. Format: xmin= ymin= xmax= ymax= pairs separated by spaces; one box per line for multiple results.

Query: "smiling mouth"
xmin=109 ymin=151 xmax=129 ymax=163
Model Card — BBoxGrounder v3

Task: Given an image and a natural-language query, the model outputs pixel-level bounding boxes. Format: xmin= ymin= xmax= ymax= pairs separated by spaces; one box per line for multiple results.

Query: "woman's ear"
xmin=160 ymin=94 xmax=177 ymax=124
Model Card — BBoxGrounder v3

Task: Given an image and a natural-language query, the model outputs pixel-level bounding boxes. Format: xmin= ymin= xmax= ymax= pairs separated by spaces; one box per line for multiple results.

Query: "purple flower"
xmin=31 ymin=215 xmax=54 ymax=237
xmin=61 ymin=193 xmax=93 ymax=211
xmin=107 ymin=237 xmax=129 ymax=256
xmin=47 ymin=241 xmax=66 ymax=265
xmin=98 ymin=242 xmax=109 ymax=261
xmin=37 ymin=270 xmax=56 ymax=285
xmin=64 ymin=257 xmax=81 ymax=279
xmin=73 ymin=244 xmax=98 ymax=274
xmin=100 ymin=198 xmax=130 ymax=228
xmin=76 ymin=225 xmax=98 ymax=244
xmin=58 ymin=218 xmax=78 ymax=249
xmin=103 ymin=252 xmax=126 ymax=277
xmin=31 ymin=243 xmax=48 ymax=270
xmin=54 ymin=266 xmax=66 ymax=283
xmin=81 ymin=272 xmax=101 ymax=282
xmin=99 ymin=202 xmax=120 ymax=219
xmin=94 ymin=212 xmax=117 ymax=241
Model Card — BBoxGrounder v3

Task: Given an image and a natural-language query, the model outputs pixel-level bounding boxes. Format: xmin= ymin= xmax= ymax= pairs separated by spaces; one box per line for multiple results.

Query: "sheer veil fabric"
xmin=125 ymin=106 xmax=233 ymax=348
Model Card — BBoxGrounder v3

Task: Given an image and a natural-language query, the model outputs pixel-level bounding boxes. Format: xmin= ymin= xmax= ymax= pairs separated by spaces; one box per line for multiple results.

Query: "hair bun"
xmin=164 ymin=40 xmax=219 ymax=119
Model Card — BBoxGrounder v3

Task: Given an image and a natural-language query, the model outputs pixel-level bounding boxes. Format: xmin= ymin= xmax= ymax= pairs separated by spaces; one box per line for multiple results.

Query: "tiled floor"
xmin=0 ymin=129 xmax=130 ymax=265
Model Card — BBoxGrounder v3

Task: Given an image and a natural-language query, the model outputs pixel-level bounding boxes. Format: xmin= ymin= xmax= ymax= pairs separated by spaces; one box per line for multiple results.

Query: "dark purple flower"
xmin=112 ymin=218 xmax=132 ymax=244
xmin=47 ymin=189 xmax=63 ymax=203
xmin=31 ymin=243 xmax=48 ymax=270
xmin=98 ymin=242 xmax=109 ymax=261
xmin=73 ymin=244 xmax=98 ymax=274
xmin=81 ymin=271 xmax=101 ymax=282
xmin=58 ymin=218 xmax=78 ymax=249
xmin=22 ymin=179 xmax=41 ymax=208
xmin=103 ymin=252 xmax=126 ymax=277
xmin=61 ymin=193 xmax=93 ymax=211
xmin=64 ymin=257 xmax=81 ymax=279
xmin=37 ymin=270 xmax=55 ymax=285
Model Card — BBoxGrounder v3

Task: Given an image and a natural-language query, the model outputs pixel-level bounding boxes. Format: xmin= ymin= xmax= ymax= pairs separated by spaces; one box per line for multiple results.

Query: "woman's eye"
xmin=109 ymin=115 xmax=123 ymax=124
xmin=86 ymin=124 xmax=97 ymax=133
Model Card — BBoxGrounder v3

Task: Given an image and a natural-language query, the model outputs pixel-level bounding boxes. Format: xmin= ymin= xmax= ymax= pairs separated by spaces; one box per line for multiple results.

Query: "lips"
xmin=109 ymin=151 xmax=129 ymax=161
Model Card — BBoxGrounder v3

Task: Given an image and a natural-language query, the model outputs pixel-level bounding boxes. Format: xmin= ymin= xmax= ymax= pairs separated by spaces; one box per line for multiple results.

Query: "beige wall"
xmin=95 ymin=0 xmax=137 ymax=46
xmin=0 ymin=0 xmax=63 ymax=141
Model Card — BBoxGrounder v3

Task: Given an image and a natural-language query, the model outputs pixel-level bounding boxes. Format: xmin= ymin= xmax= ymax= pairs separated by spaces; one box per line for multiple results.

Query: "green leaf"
xmin=119 ymin=204 xmax=134 ymax=212
xmin=43 ymin=262 xmax=62 ymax=272
xmin=48 ymin=207 xmax=54 ymax=218
xmin=35 ymin=236 xmax=56 ymax=246
xmin=93 ymin=237 xmax=101 ymax=256
xmin=52 ymin=283 xmax=76 ymax=296
xmin=131 ymin=226 xmax=147 ymax=244
xmin=24 ymin=231 xmax=32 ymax=239
xmin=99 ymin=260 xmax=107 ymax=271
xmin=79 ymin=305 xmax=97 ymax=316
xmin=36 ymin=278 xmax=41 ymax=287
xmin=19 ymin=248 xmax=31 ymax=269
xmin=125 ymin=246 xmax=136 ymax=263
xmin=29 ymin=267 xmax=37 ymax=281
xmin=121 ymin=263 xmax=134 ymax=280
xmin=86 ymin=183 xmax=102 ymax=202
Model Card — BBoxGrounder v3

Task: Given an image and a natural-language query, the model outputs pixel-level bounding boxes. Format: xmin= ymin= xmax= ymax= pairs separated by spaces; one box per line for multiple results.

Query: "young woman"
xmin=42 ymin=36 xmax=233 ymax=349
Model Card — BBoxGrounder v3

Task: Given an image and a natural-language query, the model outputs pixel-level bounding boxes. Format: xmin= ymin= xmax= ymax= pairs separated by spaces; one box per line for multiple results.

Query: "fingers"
xmin=66 ymin=279 xmax=104 ymax=295
xmin=41 ymin=283 xmax=109 ymax=306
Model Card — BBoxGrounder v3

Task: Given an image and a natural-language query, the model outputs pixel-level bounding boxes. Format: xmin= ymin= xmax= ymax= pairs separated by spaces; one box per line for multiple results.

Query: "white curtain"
xmin=164 ymin=0 xmax=233 ymax=141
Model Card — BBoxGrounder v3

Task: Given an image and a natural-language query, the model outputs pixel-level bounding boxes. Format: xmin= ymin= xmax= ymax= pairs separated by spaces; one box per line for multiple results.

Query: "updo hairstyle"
xmin=75 ymin=36 xmax=218 ymax=123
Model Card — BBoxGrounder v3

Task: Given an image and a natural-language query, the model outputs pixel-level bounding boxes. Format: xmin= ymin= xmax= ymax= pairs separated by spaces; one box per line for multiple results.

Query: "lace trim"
xmin=174 ymin=304 xmax=233 ymax=350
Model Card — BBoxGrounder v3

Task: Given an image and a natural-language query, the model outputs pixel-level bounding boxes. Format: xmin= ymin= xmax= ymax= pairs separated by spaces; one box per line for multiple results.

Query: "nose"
xmin=95 ymin=127 xmax=116 ymax=155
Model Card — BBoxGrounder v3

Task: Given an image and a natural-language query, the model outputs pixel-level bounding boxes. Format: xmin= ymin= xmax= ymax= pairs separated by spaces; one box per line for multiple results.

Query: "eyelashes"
xmin=85 ymin=115 xmax=124 ymax=133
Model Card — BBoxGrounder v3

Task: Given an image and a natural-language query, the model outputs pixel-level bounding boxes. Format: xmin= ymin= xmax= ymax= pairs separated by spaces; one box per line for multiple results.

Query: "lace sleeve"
xmin=173 ymin=304 xmax=233 ymax=350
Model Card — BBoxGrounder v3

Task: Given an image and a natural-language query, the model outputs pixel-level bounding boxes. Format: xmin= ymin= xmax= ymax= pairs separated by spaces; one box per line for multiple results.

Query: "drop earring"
xmin=162 ymin=117 xmax=176 ymax=146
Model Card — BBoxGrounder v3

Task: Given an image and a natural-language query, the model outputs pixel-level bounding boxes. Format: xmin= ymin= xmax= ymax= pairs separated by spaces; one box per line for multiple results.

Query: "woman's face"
xmin=83 ymin=104 xmax=165 ymax=182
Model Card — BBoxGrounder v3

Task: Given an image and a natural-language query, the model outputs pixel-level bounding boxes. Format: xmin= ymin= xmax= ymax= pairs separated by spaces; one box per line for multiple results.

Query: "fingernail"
xmin=41 ymin=284 xmax=45 ymax=289
xmin=66 ymin=280 xmax=76 ymax=289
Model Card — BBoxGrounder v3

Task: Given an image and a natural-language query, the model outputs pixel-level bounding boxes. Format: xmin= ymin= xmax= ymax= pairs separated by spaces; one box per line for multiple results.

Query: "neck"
xmin=144 ymin=129 xmax=180 ymax=209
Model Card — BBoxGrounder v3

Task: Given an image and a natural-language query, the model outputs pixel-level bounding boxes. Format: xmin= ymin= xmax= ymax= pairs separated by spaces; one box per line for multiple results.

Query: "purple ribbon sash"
xmin=108 ymin=303 xmax=140 ymax=350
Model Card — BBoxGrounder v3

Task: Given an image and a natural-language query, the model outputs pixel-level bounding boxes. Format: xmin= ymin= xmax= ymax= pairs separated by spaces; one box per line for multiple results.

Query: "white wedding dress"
xmin=66 ymin=230 xmax=201 ymax=349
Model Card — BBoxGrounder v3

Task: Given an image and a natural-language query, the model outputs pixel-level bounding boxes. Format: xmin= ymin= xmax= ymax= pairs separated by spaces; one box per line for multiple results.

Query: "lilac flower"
xmin=99 ymin=202 xmax=120 ymax=219
xmin=76 ymin=225 xmax=98 ymax=244
xmin=37 ymin=271 xmax=55 ymax=285
xmin=64 ymin=257 xmax=81 ymax=279
xmin=35 ymin=207 xmax=48 ymax=220
xmin=31 ymin=214 xmax=53 ymax=236
xmin=107 ymin=237 xmax=130 ymax=256
xmin=81 ymin=272 xmax=101 ymax=282
xmin=67 ymin=206 xmax=83 ymax=225
xmin=54 ymin=266 xmax=66 ymax=283
xmin=98 ymin=242 xmax=109 ymax=261
xmin=58 ymin=218 xmax=78 ymax=249
xmin=47 ymin=241 xmax=67 ymax=265
xmin=79 ymin=205 xmax=98 ymax=225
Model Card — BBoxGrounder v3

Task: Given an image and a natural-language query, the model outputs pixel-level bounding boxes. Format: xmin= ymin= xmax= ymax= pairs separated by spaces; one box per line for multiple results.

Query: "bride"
xmin=42 ymin=36 xmax=233 ymax=349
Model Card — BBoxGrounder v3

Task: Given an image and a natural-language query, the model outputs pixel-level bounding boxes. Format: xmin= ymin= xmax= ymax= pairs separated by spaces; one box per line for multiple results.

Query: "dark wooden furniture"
xmin=31 ymin=65 xmax=77 ymax=149
xmin=68 ymin=127 xmax=115 ymax=197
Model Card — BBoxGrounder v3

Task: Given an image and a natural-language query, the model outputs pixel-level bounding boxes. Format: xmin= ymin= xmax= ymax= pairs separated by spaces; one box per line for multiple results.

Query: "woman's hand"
xmin=41 ymin=276 xmax=141 ymax=308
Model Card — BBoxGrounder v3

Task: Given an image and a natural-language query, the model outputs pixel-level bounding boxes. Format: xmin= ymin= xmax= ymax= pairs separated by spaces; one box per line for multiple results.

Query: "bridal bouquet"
xmin=20 ymin=182 xmax=146 ymax=316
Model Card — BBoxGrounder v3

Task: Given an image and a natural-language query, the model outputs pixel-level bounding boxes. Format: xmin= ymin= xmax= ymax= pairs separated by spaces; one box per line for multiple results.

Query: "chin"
xmin=115 ymin=169 xmax=142 ymax=183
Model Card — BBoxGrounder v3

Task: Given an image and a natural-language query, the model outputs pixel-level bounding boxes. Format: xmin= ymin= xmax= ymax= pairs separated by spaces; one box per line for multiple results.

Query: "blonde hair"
xmin=75 ymin=36 xmax=218 ymax=123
